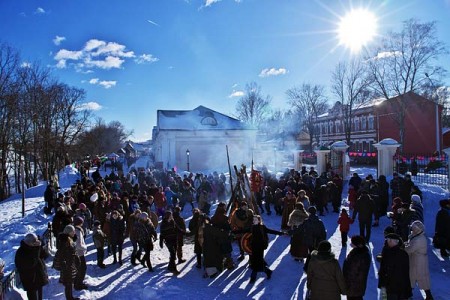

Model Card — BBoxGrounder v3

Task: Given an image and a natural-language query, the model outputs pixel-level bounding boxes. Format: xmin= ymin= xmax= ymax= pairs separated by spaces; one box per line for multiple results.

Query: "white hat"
xmin=411 ymin=194 xmax=421 ymax=204
xmin=24 ymin=233 xmax=41 ymax=247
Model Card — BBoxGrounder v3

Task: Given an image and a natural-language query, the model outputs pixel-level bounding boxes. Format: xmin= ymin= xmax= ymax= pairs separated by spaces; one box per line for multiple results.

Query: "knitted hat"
xmin=411 ymin=194 xmax=421 ymax=204
xmin=410 ymin=220 xmax=425 ymax=233
xmin=317 ymin=240 xmax=331 ymax=253
xmin=139 ymin=212 xmax=149 ymax=220
xmin=93 ymin=220 xmax=101 ymax=227
xmin=63 ymin=224 xmax=75 ymax=235
xmin=79 ymin=203 xmax=87 ymax=210
xmin=307 ymin=206 xmax=317 ymax=215
xmin=350 ymin=235 xmax=366 ymax=247
xmin=73 ymin=216 xmax=84 ymax=226
xmin=24 ymin=233 xmax=41 ymax=247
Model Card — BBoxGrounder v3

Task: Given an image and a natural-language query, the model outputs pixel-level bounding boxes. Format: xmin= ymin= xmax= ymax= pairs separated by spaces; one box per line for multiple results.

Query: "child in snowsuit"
xmin=337 ymin=208 xmax=353 ymax=247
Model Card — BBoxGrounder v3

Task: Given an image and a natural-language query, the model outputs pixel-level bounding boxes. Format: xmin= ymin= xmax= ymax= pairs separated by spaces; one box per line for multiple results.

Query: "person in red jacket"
xmin=153 ymin=186 xmax=167 ymax=217
xmin=338 ymin=208 xmax=353 ymax=247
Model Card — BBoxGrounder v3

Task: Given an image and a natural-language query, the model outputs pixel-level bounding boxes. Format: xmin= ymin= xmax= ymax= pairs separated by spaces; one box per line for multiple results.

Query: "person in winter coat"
xmin=238 ymin=215 xmax=285 ymax=283
xmin=303 ymin=206 xmax=326 ymax=253
xmin=343 ymin=235 xmax=370 ymax=300
xmin=281 ymin=191 xmax=297 ymax=230
xmin=434 ymin=199 xmax=450 ymax=257
xmin=337 ymin=208 xmax=353 ymax=247
xmin=110 ymin=210 xmax=126 ymax=265
xmin=348 ymin=185 xmax=357 ymax=210
xmin=159 ymin=211 xmax=180 ymax=274
xmin=378 ymin=233 xmax=412 ymax=300
xmin=128 ymin=209 xmax=143 ymax=266
xmin=287 ymin=202 xmax=309 ymax=229
xmin=44 ymin=183 xmax=56 ymax=214
xmin=154 ymin=187 xmax=167 ymax=217
xmin=288 ymin=220 xmax=308 ymax=262
xmin=189 ymin=209 xmax=207 ymax=268
xmin=404 ymin=221 xmax=434 ymax=299
xmin=172 ymin=206 xmax=187 ymax=264
xmin=306 ymin=240 xmax=346 ymax=300
xmin=396 ymin=203 xmax=417 ymax=242
xmin=349 ymin=173 xmax=362 ymax=192
xmin=210 ymin=202 xmax=234 ymax=270
xmin=74 ymin=203 xmax=92 ymax=235
xmin=15 ymin=233 xmax=49 ymax=300
xmin=135 ymin=212 xmax=157 ymax=271
xmin=73 ymin=217 xmax=88 ymax=291
xmin=410 ymin=194 xmax=424 ymax=223
xmin=390 ymin=172 xmax=403 ymax=202
xmin=377 ymin=175 xmax=389 ymax=217
xmin=352 ymin=191 xmax=375 ymax=243
xmin=92 ymin=220 xmax=106 ymax=268
xmin=230 ymin=201 xmax=254 ymax=261
xmin=58 ymin=226 xmax=81 ymax=300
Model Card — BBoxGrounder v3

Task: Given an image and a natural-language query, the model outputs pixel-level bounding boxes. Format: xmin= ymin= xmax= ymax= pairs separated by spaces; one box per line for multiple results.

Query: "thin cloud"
xmin=53 ymin=36 xmax=66 ymax=46
xmin=77 ymin=102 xmax=103 ymax=111
xmin=135 ymin=54 xmax=159 ymax=64
xmin=19 ymin=12 xmax=26 ymax=17
xmin=89 ymin=78 xmax=117 ymax=89
xmin=21 ymin=62 xmax=31 ymax=68
xmin=54 ymin=38 xmax=140 ymax=70
xmin=259 ymin=67 xmax=288 ymax=77
xmin=147 ymin=19 xmax=160 ymax=26
xmin=204 ymin=0 xmax=241 ymax=7
xmin=229 ymin=90 xmax=244 ymax=98
xmin=35 ymin=7 xmax=46 ymax=14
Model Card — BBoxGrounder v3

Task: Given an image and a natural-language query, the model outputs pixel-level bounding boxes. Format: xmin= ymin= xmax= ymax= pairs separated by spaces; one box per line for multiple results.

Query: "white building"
xmin=152 ymin=106 xmax=257 ymax=172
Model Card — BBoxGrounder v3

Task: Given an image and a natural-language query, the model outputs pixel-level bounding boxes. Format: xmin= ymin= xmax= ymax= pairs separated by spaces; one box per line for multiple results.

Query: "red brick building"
xmin=314 ymin=92 xmax=443 ymax=155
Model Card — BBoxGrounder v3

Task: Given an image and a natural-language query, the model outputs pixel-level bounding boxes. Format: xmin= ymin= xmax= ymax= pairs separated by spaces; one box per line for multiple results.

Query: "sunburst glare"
xmin=337 ymin=8 xmax=378 ymax=53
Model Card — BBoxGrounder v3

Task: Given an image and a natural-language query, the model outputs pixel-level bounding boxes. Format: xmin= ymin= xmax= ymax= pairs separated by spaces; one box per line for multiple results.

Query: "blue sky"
xmin=1 ymin=0 xmax=450 ymax=141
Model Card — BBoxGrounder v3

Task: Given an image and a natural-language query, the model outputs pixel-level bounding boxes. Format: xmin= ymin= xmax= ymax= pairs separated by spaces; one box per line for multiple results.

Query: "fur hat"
xmin=411 ymin=194 xmax=421 ymax=204
xmin=317 ymin=240 xmax=331 ymax=253
xmin=73 ymin=216 xmax=84 ymax=226
xmin=385 ymin=233 xmax=401 ymax=241
xmin=24 ymin=233 xmax=41 ymax=247
xmin=139 ymin=212 xmax=149 ymax=220
xmin=63 ymin=224 xmax=75 ymax=235
xmin=350 ymin=235 xmax=366 ymax=247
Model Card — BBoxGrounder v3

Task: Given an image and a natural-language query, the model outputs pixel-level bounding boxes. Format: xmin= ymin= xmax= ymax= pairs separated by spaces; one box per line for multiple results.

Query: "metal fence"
xmin=0 ymin=223 xmax=54 ymax=300
xmin=393 ymin=153 xmax=449 ymax=188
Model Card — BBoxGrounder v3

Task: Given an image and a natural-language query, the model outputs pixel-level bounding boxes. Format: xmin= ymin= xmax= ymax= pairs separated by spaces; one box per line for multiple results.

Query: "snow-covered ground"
xmin=1 ymin=166 xmax=449 ymax=299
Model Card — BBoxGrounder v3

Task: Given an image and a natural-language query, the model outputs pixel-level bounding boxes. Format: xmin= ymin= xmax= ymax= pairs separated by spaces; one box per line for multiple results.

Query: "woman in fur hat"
xmin=405 ymin=221 xmax=433 ymax=299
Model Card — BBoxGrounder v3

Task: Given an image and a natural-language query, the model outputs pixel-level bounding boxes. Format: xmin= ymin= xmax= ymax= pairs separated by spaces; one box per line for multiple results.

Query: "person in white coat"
xmin=404 ymin=220 xmax=433 ymax=300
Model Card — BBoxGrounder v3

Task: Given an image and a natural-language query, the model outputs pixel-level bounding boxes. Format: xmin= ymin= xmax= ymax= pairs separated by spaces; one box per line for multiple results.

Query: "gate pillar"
xmin=374 ymin=138 xmax=401 ymax=178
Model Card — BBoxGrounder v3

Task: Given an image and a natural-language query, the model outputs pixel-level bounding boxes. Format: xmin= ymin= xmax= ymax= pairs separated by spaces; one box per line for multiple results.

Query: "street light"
xmin=186 ymin=149 xmax=190 ymax=172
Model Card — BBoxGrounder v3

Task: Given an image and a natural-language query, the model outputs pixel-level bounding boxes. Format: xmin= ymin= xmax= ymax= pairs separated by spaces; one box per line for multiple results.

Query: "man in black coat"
xmin=15 ymin=233 xmax=49 ymax=300
xmin=378 ymin=233 xmax=412 ymax=300
xmin=349 ymin=173 xmax=362 ymax=193
xmin=44 ymin=183 xmax=56 ymax=214
xmin=435 ymin=199 xmax=450 ymax=257
xmin=352 ymin=191 xmax=375 ymax=243
xmin=343 ymin=235 xmax=371 ymax=300
xmin=303 ymin=206 xmax=327 ymax=252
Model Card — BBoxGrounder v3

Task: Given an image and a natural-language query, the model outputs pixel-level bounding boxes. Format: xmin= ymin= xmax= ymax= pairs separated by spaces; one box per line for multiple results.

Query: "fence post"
xmin=443 ymin=148 xmax=450 ymax=192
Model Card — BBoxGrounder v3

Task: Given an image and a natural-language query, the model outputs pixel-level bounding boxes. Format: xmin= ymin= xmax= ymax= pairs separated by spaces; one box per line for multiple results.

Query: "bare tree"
xmin=331 ymin=58 xmax=372 ymax=145
xmin=0 ymin=43 xmax=20 ymax=198
xmin=367 ymin=19 xmax=448 ymax=148
xmin=286 ymin=83 xmax=328 ymax=151
xmin=235 ymin=82 xmax=271 ymax=128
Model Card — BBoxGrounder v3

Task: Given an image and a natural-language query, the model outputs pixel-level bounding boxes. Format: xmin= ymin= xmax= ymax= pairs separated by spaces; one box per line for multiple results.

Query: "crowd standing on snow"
xmin=12 ymin=163 xmax=450 ymax=300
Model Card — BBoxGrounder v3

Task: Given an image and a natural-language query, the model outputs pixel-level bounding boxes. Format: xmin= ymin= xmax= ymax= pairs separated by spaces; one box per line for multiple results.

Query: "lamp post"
xmin=186 ymin=149 xmax=190 ymax=172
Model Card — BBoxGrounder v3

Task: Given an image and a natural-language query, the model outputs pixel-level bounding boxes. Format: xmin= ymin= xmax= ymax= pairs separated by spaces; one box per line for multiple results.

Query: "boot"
xmin=265 ymin=268 xmax=272 ymax=280
xmin=148 ymin=261 xmax=154 ymax=272
xmin=178 ymin=258 xmax=186 ymax=264
xmin=224 ymin=257 xmax=235 ymax=270
xmin=168 ymin=261 xmax=180 ymax=275
xmin=113 ymin=254 xmax=117 ymax=264
xmin=196 ymin=256 xmax=202 ymax=269
xmin=425 ymin=290 xmax=434 ymax=300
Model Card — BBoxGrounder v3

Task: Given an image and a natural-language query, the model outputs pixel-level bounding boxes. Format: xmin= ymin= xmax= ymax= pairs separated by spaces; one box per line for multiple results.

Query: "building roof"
xmin=156 ymin=105 xmax=250 ymax=130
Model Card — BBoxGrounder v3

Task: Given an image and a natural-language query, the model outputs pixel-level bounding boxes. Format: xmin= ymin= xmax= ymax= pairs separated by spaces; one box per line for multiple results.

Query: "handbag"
xmin=52 ymin=250 xmax=62 ymax=271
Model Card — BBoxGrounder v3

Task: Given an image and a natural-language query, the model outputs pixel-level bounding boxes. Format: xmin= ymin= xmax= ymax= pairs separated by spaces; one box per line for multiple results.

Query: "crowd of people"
xmin=12 ymin=164 xmax=450 ymax=300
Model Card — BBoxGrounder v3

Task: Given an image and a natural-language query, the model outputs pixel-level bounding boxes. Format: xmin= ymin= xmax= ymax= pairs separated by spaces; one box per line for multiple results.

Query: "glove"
xmin=159 ymin=240 xmax=164 ymax=249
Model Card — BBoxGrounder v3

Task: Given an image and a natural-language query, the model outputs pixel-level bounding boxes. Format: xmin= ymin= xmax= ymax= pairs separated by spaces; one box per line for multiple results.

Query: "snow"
xmin=1 ymin=165 xmax=450 ymax=299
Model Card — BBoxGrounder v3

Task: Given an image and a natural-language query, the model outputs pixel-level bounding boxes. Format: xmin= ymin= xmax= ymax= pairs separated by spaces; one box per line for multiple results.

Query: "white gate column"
xmin=374 ymin=138 xmax=401 ymax=177
xmin=314 ymin=148 xmax=331 ymax=176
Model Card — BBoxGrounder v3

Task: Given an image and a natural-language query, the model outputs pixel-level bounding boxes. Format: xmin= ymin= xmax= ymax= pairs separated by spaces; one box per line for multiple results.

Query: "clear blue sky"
xmin=1 ymin=0 xmax=449 ymax=141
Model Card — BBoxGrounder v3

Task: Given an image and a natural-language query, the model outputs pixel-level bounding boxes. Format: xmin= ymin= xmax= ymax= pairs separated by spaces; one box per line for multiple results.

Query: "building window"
xmin=324 ymin=123 xmax=328 ymax=134
xmin=368 ymin=116 xmax=374 ymax=130
xmin=354 ymin=118 xmax=360 ymax=131
xmin=335 ymin=121 xmax=340 ymax=133
xmin=329 ymin=121 xmax=333 ymax=134
xmin=361 ymin=116 xmax=367 ymax=130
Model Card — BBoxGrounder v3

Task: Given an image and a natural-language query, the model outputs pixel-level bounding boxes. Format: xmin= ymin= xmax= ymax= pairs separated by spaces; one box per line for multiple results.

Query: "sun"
xmin=338 ymin=8 xmax=378 ymax=52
